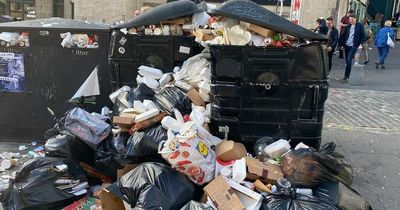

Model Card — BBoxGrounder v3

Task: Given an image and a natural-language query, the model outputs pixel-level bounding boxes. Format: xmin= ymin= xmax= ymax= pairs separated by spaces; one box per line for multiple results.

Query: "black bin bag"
xmin=282 ymin=142 xmax=353 ymax=188
xmin=45 ymin=133 xmax=95 ymax=164
xmin=313 ymin=182 xmax=373 ymax=210
xmin=154 ymin=86 xmax=192 ymax=115
xmin=95 ymin=132 xmax=133 ymax=178
xmin=126 ymin=125 xmax=167 ymax=159
xmin=108 ymin=162 xmax=195 ymax=210
xmin=180 ymin=201 xmax=214 ymax=210
xmin=127 ymin=83 xmax=155 ymax=103
xmin=1 ymin=157 xmax=87 ymax=210
xmin=261 ymin=192 xmax=338 ymax=210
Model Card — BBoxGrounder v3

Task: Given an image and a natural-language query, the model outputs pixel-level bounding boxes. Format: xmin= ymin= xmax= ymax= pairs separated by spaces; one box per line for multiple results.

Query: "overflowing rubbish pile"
xmin=0 ymin=32 xmax=29 ymax=47
xmin=0 ymin=0 xmax=372 ymax=210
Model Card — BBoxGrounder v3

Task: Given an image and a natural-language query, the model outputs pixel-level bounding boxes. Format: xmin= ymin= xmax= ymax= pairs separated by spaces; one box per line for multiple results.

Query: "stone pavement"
xmin=323 ymin=40 xmax=400 ymax=210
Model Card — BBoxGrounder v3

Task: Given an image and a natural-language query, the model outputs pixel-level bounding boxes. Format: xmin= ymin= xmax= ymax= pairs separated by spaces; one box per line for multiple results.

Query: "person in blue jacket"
xmin=339 ymin=14 xmax=366 ymax=82
xmin=375 ymin=20 xmax=395 ymax=69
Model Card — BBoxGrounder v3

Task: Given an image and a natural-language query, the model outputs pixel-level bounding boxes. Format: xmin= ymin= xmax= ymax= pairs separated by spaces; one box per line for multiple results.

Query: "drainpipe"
xmin=70 ymin=0 xmax=74 ymax=19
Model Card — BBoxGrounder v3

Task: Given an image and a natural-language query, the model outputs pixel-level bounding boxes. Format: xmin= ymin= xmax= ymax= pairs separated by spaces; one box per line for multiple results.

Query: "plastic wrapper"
xmin=0 ymin=157 xmax=88 ymax=210
xmin=154 ymin=86 xmax=192 ymax=115
xmin=261 ymin=191 xmax=338 ymax=210
xmin=126 ymin=125 xmax=167 ymax=159
xmin=160 ymin=122 xmax=221 ymax=185
xmin=281 ymin=142 xmax=353 ymax=188
xmin=313 ymin=182 xmax=373 ymax=210
xmin=95 ymin=133 xmax=132 ymax=178
xmin=64 ymin=107 xmax=111 ymax=149
xmin=45 ymin=133 xmax=95 ymax=164
xmin=127 ymin=83 xmax=155 ymax=103
xmin=111 ymin=162 xmax=195 ymax=210
xmin=181 ymin=201 xmax=214 ymax=210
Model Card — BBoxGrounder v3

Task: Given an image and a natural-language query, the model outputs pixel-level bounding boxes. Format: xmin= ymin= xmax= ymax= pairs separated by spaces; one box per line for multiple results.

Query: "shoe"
xmin=364 ymin=60 xmax=369 ymax=64
xmin=381 ymin=65 xmax=385 ymax=69
xmin=342 ymin=78 xmax=349 ymax=83
xmin=375 ymin=62 xmax=379 ymax=69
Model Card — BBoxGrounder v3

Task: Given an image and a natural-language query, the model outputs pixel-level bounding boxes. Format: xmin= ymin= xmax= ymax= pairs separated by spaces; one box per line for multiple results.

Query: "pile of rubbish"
xmin=0 ymin=1 xmax=372 ymax=210
xmin=60 ymin=32 xmax=99 ymax=48
xmin=0 ymin=32 xmax=29 ymax=47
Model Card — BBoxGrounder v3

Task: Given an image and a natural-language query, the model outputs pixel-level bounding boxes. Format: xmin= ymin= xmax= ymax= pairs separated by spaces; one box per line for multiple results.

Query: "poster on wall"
xmin=291 ymin=0 xmax=302 ymax=25
xmin=0 ymin=53 xmax=26 ymax=92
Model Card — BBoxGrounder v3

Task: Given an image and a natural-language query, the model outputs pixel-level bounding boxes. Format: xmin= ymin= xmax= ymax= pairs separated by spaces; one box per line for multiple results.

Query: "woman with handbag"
xmin=375 ymin=20 xmax=395 ymax=69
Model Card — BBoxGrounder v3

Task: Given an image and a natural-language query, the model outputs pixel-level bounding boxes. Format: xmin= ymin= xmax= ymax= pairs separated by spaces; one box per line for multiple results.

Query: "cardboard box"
xmin=131 ymin=112 xmax=166 ymax=132
xmin=226 ymin=178 xmax=263 ymax=210
xmin=204 ymin=176 xmax=245 ymax=210
xmin=99 ymin=186 xmax=125 ymax=210
xmin=186 ymin=88 xmax=206 ymax=106
xmin=113 ymin=116 xmax=134 ymax=127
xmin=248 ymin=23 xmax=275 ymax=38
xmin=120 ymin=112 xmax=137 ymax=119
xmin=117 ymin=164 xmax=139 ymax=179
xmin=245 ymin=157 xmax=283 ymax=185
xmin=216 ymin=140 xmax=247 ymax=161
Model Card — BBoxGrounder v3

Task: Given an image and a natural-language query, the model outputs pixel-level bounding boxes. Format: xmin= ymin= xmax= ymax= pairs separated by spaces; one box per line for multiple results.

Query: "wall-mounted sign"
xmin=291 ymin=0 xmax=302 ymax=25
xmin=0 ymin=53 xmax=26 ymax=92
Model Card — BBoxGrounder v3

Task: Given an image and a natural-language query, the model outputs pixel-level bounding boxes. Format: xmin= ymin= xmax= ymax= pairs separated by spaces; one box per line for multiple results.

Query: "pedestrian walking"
xmin=374 ymin=20 xmax=395 ymax=70
xmin=354 ymin=18 xmax=372 ymax=65
xmin=338 ymin=10 xmax=354 ymax=59
xmin=339 ymin=14 xmax=365 ymax=82
xmin=326 ymin=17 xmax=339 ymax=72
xmin=315 ymin=18 xmax=328 ymax=35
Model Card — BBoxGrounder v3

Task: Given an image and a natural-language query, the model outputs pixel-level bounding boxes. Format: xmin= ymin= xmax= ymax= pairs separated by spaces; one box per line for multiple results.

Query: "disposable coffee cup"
xmin=1 ymin=159 xmax=17 ymax=170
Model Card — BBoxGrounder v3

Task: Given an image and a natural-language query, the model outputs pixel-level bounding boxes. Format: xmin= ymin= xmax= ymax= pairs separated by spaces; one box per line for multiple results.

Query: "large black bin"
xmin=0 ymin=18 xmax=111 ymax=142
xmin=207 ymin=0 xmax=329 ymax=149
xmin=110 ymin=0 xmax=203 ymax=90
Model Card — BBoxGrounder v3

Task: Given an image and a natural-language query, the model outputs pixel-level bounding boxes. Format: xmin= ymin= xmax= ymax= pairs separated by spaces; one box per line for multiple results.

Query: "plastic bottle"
xmin=263 ymin=139 xmax=291 ymax=159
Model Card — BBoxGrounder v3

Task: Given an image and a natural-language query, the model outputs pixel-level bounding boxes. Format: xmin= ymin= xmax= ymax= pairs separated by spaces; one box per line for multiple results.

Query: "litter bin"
xmin=207 ymin=0 xmax=329 ymax=149
xmin=110 ymin=0 xmax=203 ymax=90
xmin=0 ymin=18 xmax=111 ymax=142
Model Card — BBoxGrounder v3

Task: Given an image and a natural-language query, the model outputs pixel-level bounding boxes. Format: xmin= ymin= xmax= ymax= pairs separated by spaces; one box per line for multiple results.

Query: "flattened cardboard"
xmin=216 ymin=140 xmax=247 ymax=161
xmin=117 ymin=164 xmax=139 ymax=179
xmin=186 ymin=88 xmax=206 ymax=106
xmin=226 ymin=178 xmax=263 ymax=210
xmin=99 ymin=186 xmax=125 ymax=210
xmin=245 ymin=157 xmax=283 ymax=185
xmin=204 ymin=176 xmax=245 ymax=210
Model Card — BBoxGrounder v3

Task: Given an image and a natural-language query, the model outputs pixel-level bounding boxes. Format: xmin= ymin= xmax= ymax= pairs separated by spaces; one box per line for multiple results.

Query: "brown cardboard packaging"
xmin=204 ymin=176 xmax=245 ymax=210
xmin=186 ymin=88 xmax=206 ymax=106
xmin=120 ymin=112 xmax=137 ymax=119
xmin=248 ymin=24 xmax=275 ymax=37
xmin=117 ymin=164 xmax=139 ymax=179
xmin=216 ymin=140 xmax=247 ymax=161
xmin=245 ymin=157 xmax=283 ymax=185
xmin=98 ymin=185 xmax=125 ymax=210
xmin=113 ymin=116 xmax=134 ymax=127
xmin=131 ymin=112 xmax=167 ymax=132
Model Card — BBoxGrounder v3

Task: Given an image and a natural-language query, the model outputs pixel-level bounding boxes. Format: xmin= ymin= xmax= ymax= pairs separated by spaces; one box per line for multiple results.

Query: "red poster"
xmin=291 ymin=0 xmax=301 ymax=25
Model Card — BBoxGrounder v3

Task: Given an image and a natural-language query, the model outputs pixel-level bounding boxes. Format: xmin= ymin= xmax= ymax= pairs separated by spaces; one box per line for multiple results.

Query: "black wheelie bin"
xmin=109 ymin=0 xmax=203 ymax=90
xmin=207 ymin=0 xmax=329 ymax=150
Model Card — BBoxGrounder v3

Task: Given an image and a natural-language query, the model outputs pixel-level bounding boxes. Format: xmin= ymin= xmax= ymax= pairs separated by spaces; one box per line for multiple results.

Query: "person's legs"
xmin=328 ymin=50 xmax=334 ymax=72
xmin=339 ymin=44 xmax=344 ymax=58
xmin=363 ymin=43 xmax=369 ymax=63
xmin=344 ymin=46 xmax=357 ymax=79
xmin=380 ymin=46 xmax=390 ymax=69
xmin=376 ymin=47 xmax=383 ymax=68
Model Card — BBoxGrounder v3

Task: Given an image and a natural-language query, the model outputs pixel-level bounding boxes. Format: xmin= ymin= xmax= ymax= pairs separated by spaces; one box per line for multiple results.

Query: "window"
xmin=7 ymin=0 xmax=35 ymax=21
xmin=53 ymin=0 xmax=64 ymax=18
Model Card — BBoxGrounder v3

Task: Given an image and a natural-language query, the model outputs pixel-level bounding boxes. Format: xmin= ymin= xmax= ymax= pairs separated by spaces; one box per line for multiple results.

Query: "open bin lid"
xmin=0 ymin=17 xmax=110 ymax=31
xmin=207 ymin=0 xmax=328 ymax=40
xmin=112 ymin=0 xmax=203 ymax=29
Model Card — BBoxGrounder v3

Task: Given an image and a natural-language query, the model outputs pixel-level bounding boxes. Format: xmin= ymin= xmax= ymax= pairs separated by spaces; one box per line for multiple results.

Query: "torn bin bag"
xmin=1 ymin=157 xmax=87 ymax=210
xmin=126 ymin=125 xmax=168 ymax=158
xmin=180 ymin=201 xmax=214 ymax=210
xmin=95 ymin=133 xmax=133 ymax=178
xmin=110 ymin=162 xmax=195 ymax=210
xmin=64 ymin=107 xmax=111 ymax=149
xmin=281 ymin=143 xmax=353 ymax=188
xmin=45 ymin=133 xmax=95 ymax=164
xmin=154 ymin=86 xmax=192 ymax=115
xmin=127 ymin=83 xmax=155 ymax=103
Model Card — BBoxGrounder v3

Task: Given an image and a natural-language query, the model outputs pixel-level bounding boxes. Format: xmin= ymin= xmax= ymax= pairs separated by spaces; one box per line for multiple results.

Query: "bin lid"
xmin=112 ymin=0 xmax=203 ymax=29
xmin=0 ymin=17 xmax=110 ymax=31
xmin=207 ymin=0 xmax=328 ymax=40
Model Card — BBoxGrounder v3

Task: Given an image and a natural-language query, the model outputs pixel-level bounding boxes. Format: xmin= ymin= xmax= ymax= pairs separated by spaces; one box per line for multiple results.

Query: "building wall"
xmin=300 ymin=0 xmax=349 ymax=29
xmin=36 ymin=0 xmax=53 ymax=19
xmin=73 ymin=0 xmax=166 ymax=24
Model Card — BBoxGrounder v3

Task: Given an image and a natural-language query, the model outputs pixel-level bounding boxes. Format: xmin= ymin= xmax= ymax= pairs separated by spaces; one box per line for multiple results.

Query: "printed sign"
xmin=291 ymin=0 xmax=302 ymax=25
xmin=0 ymin=53 xmax=25 ymax=92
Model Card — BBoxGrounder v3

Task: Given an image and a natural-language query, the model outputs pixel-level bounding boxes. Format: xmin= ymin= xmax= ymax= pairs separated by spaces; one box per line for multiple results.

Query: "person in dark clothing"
xmin=339 ymin=14 xmax=366 ymax=82
xmin=338 ymin=10 xmax=354 ymax=58
xmin=315 ymin=18 xmax=328 ymax=35
xmin=326 ymin=17 xmax=339 ymax=72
